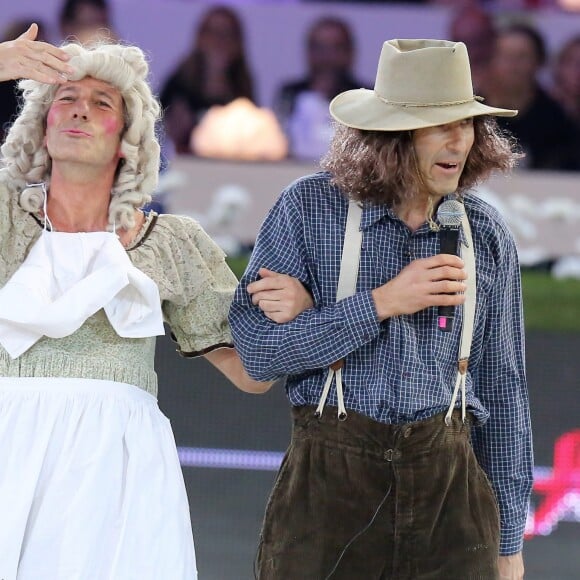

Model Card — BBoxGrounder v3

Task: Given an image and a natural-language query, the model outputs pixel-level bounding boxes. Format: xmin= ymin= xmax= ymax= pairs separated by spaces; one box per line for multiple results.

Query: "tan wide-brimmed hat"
xmin=329 ymin=39 xmax=517 ymax=131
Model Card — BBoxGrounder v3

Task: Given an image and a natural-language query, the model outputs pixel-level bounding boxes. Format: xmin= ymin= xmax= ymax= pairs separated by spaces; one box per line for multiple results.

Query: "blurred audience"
xmin=59 ymin=0 xmax=117 ymax=44
xmin=449 ymin=5 xmax=497 ymax=96
xmin=550 ymin=35 xmax=580 ymax=128
xmin=160 ymin=5 xmax=255 ymax=156
xmin=274 ymin=16 xmax=367 ymax=160
xmin=301 ymin=0 xmax=428 ymax=3
xmin=0 ymin=19 xmax=48 ymax=144
xmin=485 ymin=23 xmax=580 ymax=171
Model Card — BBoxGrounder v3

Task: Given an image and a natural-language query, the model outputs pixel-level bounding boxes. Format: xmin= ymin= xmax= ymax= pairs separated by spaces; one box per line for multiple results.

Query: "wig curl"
xmin=0 ymin=41 xmax=161 ymax=231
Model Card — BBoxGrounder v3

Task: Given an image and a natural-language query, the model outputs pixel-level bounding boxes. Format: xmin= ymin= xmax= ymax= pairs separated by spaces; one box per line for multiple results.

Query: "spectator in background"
xmin=274 ymin=17 xmax=367 ymax=160
xmin=485 ymin=23 xmax=580 ymax=170
xmin=550 ymin=35 xmax=580 ymax=129
xmin=59 ymin=0 xmax=117 ymax=44
xmin=0 ymin=20 xmax=48 ymax=144
xmin=160 ymin=5 xmax=255 ymax=156
xmin=449 ymin=5 xmax=496 ymax=96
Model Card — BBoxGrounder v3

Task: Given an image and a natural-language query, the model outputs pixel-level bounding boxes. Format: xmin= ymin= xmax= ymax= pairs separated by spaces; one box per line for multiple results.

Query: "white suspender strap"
xmin=315 ymin=200 xmax=363 ymax=420
xmin=313 ymin=199 xmax=476 ymax=425
xmin=336 ymin=202 xmax=363 ymax=300
xmin=445 ymin=204 xmax=477 ymax=425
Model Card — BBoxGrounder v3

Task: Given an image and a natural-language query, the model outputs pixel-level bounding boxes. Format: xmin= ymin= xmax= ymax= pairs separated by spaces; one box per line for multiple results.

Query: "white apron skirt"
xmin=0 ymin=377 xmax=197 ymax=580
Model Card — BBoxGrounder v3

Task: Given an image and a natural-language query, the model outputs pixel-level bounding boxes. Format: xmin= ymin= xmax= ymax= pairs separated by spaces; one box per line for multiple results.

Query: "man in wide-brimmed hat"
xmin=230 ymin=39 xmax=532 ymax=580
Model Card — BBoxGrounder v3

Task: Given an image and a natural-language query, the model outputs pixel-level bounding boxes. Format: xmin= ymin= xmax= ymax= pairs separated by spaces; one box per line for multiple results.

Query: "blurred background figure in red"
xmin=448 ymin=4 xmax=497 ymax=96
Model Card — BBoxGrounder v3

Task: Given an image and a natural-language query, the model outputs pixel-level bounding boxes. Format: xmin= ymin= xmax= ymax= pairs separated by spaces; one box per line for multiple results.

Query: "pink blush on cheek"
xmin=46 ymin=108 xmax=58 ymax=127
xmin=103 ymin=116 xmax=123 ymax=135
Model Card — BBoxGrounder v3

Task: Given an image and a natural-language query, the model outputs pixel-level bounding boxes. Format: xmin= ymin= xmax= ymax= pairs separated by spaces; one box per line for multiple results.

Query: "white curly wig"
xmin=0 ymin=41 xmax=161 ymax=231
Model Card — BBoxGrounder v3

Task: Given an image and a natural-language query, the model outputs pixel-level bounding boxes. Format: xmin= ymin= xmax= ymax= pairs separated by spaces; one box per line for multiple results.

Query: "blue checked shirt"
xmin=229 ymin=172 xmax=533 ymax=555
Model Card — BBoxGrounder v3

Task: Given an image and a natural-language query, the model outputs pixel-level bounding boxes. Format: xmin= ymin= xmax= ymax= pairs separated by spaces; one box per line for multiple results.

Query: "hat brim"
xmin=329 ymin=88 xmax=517 ymax=131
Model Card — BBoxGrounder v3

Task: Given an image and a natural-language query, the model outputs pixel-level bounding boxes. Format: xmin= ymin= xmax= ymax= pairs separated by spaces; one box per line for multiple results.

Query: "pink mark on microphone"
xmin=438 ymin=316 xmax=448 ymax=330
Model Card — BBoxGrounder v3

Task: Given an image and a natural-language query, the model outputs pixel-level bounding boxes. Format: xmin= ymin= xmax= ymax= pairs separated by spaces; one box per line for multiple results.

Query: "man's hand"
xmin=247 ymin=267 xmax=314 ymax=323
xmin=498 ymin=552 xmax=524 ymax=579
xmin=371 ymin=254 xmax=467 ymax=322
xmin=0 ymin=23 xmax=73 ymax=84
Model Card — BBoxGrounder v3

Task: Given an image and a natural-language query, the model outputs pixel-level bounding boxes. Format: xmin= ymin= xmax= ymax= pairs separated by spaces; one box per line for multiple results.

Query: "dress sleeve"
xmin=0 ymin=174 xmax=41 ymax=285
xmin=0 ymin=174 xmax=23 ymax=242
xmin=131 ymin=214 xmax=238 ymax=357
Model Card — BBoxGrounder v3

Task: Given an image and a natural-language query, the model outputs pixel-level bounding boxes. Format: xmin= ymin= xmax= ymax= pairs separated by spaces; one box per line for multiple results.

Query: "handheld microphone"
xmin=436 ymin=199 xmax=463 ymax=333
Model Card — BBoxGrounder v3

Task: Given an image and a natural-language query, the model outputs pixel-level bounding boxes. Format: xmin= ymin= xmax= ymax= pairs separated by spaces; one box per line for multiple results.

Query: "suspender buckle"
xmin=330 ymin=359 xmax=344 ymax=371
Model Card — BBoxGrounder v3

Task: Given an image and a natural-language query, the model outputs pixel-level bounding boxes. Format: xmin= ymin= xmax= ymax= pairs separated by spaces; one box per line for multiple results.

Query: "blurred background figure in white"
xmin=274 ymin=16 xmax=368 ymax=161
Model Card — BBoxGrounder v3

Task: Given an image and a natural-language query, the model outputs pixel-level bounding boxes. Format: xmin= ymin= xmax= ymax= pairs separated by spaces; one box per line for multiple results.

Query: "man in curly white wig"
xmin=0 ymin=24 xmax=312 ymax=579
xmin=2 ymin=27 xmax=158 ymax=232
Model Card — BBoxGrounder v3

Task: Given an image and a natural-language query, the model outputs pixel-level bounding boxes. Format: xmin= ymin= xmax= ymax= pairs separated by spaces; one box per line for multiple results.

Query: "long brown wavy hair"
xmin=321 ymin=116 xmax=521 ymax=206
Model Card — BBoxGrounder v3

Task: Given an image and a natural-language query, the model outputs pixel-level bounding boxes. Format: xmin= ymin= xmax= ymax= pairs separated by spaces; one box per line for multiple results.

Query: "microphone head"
xmin=437 ymin=199 xmax=463 ymax=227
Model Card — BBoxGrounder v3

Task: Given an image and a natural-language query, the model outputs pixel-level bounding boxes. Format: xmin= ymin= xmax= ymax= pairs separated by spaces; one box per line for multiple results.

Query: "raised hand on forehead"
xmin=0 ymin=23 xmax=74 ymax=84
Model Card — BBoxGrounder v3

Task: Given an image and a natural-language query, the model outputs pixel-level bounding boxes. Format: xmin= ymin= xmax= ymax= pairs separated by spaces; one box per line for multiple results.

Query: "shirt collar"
xmin=358 ymin=194 xmax=468 ymax=243
xmin=360 ymin=202 xmax=392 ymax=231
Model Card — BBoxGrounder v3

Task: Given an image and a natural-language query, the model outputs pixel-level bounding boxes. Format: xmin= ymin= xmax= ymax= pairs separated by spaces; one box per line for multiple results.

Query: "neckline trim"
xmin=30 ymin=210 xmax=159 ymax=252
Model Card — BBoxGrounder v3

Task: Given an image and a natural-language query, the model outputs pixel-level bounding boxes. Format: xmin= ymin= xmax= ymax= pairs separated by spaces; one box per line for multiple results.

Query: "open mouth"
xmin=436 ymin=162 xmax=459 ymax=170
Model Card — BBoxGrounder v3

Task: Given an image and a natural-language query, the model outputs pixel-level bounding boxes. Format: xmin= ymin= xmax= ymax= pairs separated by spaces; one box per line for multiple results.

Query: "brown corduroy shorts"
xmin=255 ymin=406 xmax=500 ymax=580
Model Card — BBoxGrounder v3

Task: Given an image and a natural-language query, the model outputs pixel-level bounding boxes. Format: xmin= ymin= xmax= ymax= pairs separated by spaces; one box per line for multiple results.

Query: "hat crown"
xmin=374 ymin=39 xmax=474 ymax=105
xmin=328 ymin=37 xmax=517 ymax=132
